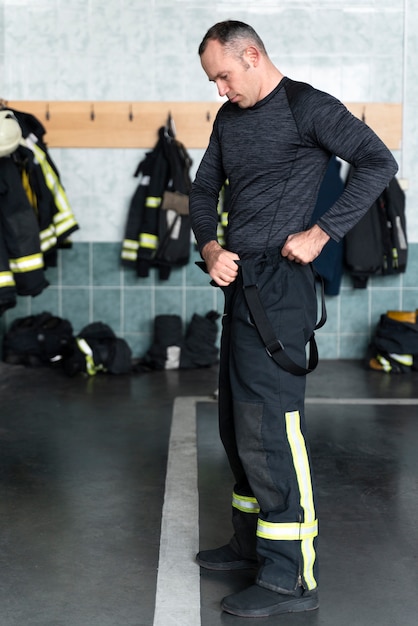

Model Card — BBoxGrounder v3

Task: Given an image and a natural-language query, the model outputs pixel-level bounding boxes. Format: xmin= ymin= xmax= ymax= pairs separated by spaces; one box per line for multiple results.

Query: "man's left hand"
xmin=281 ymin=225 xmax=330 ymax=264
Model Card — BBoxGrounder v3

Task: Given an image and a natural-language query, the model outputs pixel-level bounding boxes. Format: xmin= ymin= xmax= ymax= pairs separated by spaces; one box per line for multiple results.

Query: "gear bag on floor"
xmin=2 ymin=312 xmax=73 ymax=366
xmin=63 ymin=322 xmax=132 ymax=376
xmin=138 ymin=311 xmax=220 ymax=371
xmin=180 ymin=310 xmax=220 ymax=368
xmin=367 ymin=310 xmax=418 ymax=373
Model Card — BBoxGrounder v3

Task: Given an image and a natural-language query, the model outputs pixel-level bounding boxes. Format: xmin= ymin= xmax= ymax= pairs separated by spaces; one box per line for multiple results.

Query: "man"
xmin=189 ymin=20 xmax=398 ymax=618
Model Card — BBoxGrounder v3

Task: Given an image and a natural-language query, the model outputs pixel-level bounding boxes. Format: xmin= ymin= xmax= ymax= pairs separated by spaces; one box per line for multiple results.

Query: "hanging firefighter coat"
xmin=0 ymin=106 xmax=79 ymax=314
xmin=121 ymin=122 xmax=193 ymax=280
xmin=0 ymin=156 xmax=49 ymax=313
xmin=344 ymin=173 xmax=407 ymax=288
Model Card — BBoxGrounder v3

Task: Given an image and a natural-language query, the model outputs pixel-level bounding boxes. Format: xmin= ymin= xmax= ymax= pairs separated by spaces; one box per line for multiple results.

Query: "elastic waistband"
xmin=240 ymin=247 xmax=284 ymax=264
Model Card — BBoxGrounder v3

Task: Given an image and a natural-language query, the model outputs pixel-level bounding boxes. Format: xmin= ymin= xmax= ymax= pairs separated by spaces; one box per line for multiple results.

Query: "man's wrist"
xmin=201 ymin=240 xmax=220 ymax=261
xmin=311 ymin=224 xmax=330 ymax=244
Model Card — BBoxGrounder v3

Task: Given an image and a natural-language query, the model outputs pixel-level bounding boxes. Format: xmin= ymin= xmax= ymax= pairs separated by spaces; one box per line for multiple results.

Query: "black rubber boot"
xmin=196 ymin=544 xmax=258 ymax=571
xmin=221 ymin=584 xmax=319 ymax=617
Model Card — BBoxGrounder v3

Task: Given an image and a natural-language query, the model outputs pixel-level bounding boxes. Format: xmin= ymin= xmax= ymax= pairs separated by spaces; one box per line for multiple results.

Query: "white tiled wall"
xmin=1 ymin=1 xmax=417 ymax=360
xmin=1 ymin=0 xmax=415 ymax=244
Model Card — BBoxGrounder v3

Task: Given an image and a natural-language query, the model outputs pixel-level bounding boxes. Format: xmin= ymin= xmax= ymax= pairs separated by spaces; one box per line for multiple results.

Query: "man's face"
xmin=200 ymin=39 xmax=259 ymax=109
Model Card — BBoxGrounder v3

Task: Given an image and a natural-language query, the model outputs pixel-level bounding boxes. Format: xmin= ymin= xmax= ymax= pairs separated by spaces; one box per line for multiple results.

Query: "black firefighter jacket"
xmin=121 ymin=125 xmax=192 ymax=280
xmin=0 ymin=156 xmax=49 ymax=314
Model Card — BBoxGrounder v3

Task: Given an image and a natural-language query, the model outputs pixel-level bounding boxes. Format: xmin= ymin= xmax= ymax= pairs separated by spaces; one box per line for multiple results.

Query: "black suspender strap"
xmin=243 ymin=272 xmax=326 ymax=376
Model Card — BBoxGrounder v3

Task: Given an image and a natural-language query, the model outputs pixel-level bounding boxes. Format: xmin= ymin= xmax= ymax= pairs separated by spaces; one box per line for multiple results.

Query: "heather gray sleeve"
xmin=189 ymin=115 xmax=226 ymax=253
xmin=287 ymin=84 xmax=399 ymax=241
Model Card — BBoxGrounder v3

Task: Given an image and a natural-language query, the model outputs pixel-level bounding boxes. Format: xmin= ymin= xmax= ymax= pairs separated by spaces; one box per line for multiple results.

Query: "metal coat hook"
xmin=90 ymin=104 xmax=95 ymax=121
xmin=166 ymin=112 xmax=176 ymax=138
xmin=362 ymin=106 xmax=366 ymax=123
xmin=170 ymin=114 xmax=177 ymax=138
xmin=206 ymin=110 xmax=211 ymax=122
xmin=129 ymin=104 xmax=133 ymax=121
xmin=45 ymin=103 xmax=50 ymax=121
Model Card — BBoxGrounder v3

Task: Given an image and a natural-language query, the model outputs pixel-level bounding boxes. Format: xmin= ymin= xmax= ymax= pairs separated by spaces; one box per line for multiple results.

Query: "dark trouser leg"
xmin=232 ymin=397 xmax=318 ymax=592
xmin=229 ymin=258 xmax=319 ymax=593
xmin=218 ymin=281 xmax=258 ymax=561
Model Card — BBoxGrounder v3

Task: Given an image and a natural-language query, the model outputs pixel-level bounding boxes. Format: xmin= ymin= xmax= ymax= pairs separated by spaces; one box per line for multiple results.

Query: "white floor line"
xmin=153 ymin=396 xmax=211 ymax=626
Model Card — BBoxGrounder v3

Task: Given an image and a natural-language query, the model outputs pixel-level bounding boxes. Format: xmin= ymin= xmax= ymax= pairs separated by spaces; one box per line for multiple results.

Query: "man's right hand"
xmin=201 ymin=241 xmax=240 ymax=286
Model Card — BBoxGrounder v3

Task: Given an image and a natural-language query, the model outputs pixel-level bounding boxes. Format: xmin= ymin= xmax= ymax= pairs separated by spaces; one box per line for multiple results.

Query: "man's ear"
xmin=244 ymin=45 xmax=260 ymax=67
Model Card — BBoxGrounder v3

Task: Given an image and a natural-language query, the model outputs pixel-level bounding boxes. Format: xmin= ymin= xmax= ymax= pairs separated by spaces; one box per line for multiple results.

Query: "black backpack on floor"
xmin=367 ymin=312 xmax=418 ymax=373
xmin=138 ymin=311 xmax=220 ymax=371
xmin=63 ymin=322 xmax=133 ymax=376
xmin=2 ymin=312 xmax=74 ymax=366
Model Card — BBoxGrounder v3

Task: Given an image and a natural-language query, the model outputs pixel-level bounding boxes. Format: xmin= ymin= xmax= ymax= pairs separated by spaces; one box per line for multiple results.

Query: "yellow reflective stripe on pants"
xmin=257 ymin=519 xmax=318 ymax=540
xmin=255 ymin=411 xmax=318 ymax=589
xmin=285 ymin=411 xmax=316 ymax=523
xmin=285 ymin=410 xmax=317 ymax=589
xmin=232 ymin=491 xmax=260 ymax=514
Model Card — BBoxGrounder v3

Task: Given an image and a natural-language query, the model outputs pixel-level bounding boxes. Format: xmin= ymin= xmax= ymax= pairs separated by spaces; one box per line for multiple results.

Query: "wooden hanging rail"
xmin=5 ymin=100 xmax=402 ymax=150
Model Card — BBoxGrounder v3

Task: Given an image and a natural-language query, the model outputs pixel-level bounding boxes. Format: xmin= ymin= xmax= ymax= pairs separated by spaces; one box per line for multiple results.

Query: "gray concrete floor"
xmin=0 ymin=360 xmax=417 ymax=625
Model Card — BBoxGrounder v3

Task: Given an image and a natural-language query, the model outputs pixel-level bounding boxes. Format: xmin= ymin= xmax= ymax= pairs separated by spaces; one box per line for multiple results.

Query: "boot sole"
xmin=222 ymin=595 xmax=319 ymax=617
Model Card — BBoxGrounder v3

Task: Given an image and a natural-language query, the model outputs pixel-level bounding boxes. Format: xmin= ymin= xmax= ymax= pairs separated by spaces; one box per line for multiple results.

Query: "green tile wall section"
xmin=1 ymin=242 xmax=418 ymax=361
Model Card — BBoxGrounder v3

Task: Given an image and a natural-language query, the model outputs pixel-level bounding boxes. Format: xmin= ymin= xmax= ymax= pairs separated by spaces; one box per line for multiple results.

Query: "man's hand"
xmin=281 ymin=225 xmax=330 ymax=264
xmin=202 ymin=241 xmax=240 ymax=286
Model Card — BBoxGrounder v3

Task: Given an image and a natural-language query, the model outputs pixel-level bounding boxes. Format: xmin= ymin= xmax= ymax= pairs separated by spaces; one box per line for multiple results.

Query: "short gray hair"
xmin=198 ymin=20 xmax=267 ymax=58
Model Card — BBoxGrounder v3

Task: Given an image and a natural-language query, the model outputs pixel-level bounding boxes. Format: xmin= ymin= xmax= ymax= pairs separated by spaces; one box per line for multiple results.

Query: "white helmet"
xmin=0 ymin=110 xmax=22 ymax=157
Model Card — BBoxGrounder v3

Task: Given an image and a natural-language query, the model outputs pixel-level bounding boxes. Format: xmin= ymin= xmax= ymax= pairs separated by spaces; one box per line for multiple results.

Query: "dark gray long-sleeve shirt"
xmin=190 ymin=77 xmax=398 ymax=258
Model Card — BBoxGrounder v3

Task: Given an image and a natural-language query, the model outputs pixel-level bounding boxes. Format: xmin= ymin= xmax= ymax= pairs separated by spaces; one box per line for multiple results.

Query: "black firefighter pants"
xmin=218 ymin=252 xmax=319 ymax=594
